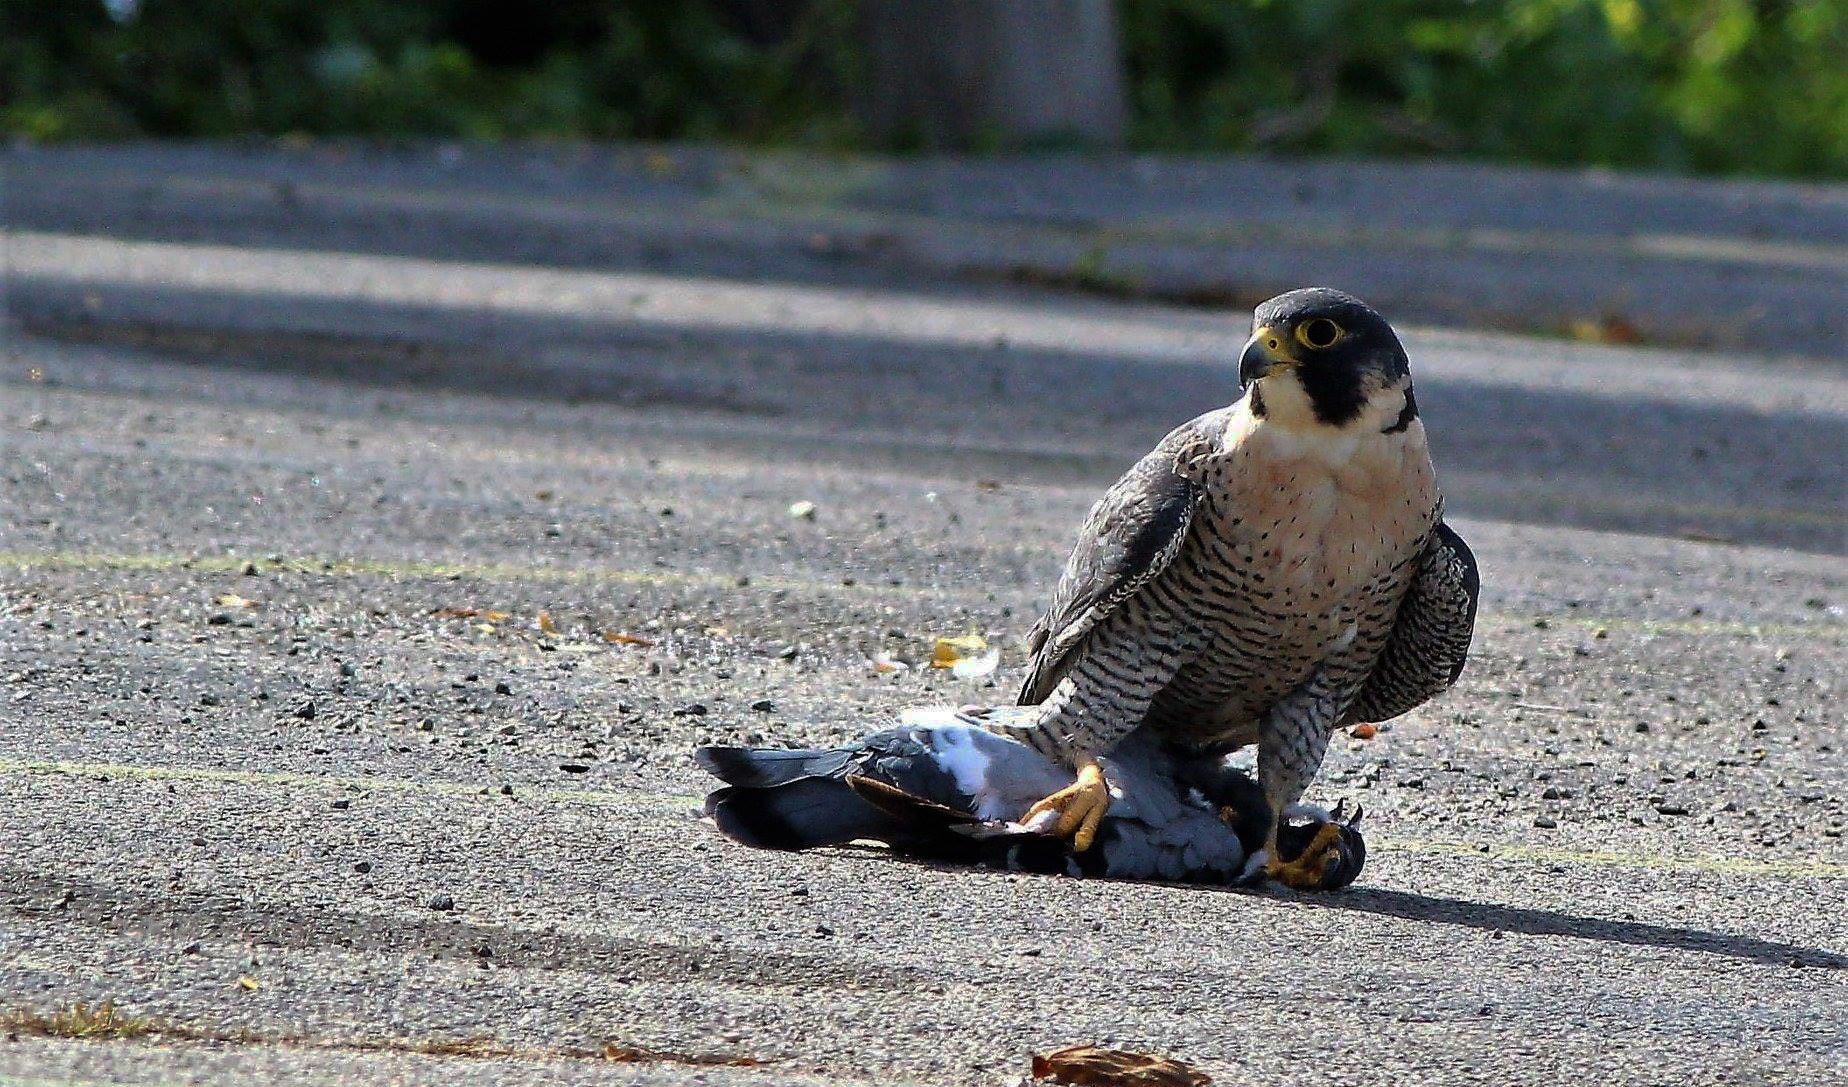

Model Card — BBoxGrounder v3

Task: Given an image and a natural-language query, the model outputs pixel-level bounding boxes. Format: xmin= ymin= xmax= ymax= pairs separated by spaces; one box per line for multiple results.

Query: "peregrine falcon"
xmin=998 ymin=287 xmax=1478 ymax=888
xmin=697 ymin=707 xmax=1366 ymax=888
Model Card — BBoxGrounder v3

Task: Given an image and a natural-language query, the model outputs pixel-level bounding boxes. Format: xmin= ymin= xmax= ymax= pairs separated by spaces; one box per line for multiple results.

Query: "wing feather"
xmin=1346 ymin=521 xmax=1479 ymax=723
xmin=1016 ymin=418 xmax=1214 ymax=705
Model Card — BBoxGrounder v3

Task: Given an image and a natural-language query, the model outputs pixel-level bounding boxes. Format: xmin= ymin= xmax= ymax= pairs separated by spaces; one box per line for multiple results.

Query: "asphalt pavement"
xmin=1 ymin=144 xmax=1844 ymax=1087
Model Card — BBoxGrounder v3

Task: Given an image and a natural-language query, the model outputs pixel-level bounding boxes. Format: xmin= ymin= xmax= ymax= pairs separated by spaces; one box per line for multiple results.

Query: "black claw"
xmin=1319 ymin=821 xmax=1367 ymax=891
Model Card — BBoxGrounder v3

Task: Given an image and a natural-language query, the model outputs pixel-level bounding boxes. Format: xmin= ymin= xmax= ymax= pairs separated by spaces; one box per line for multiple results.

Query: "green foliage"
xmin=0 ymin=0 xmax=861 ymax=143
xmin=1119 ymin=0 xmax=1846 ymax=177
xmin=2 ymin=0 xmax=1841 ymax=177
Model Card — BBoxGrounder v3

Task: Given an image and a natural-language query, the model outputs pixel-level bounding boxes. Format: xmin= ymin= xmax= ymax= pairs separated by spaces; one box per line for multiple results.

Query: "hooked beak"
xmin=1239 ymin=325 xmax=1298 ymax=386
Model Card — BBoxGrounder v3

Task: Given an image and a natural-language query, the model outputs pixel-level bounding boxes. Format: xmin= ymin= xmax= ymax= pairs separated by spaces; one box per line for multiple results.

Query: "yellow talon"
xmin=1022 ymin=762 xmax=1111 ymax=852
xmin=1265 ymin=821 xmax=1346 ymax=890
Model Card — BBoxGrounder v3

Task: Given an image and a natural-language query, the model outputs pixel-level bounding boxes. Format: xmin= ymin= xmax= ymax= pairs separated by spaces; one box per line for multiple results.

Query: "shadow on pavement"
xmin=1306 ymin=885 xmax=1848 ymax=969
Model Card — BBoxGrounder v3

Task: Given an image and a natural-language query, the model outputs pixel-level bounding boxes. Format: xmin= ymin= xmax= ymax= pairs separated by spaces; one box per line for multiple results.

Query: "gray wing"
xmin=1015 ymin=420 xmax=1210 ymax=706
xmin=1346 ymin=521 xmax=1479 ymax=724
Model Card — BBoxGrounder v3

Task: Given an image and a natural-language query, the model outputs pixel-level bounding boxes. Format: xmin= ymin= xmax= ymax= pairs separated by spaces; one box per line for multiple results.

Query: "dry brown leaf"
xmin=214 ymin=593 xmax=258 ymax=609
xmin=236 ymin=976 xmax=260 ymax=992
xmin=931 ymin=633 xmax=999 ymax=679
xmin=930 ymin=634 xmax=989 ymax=668
xmin=1351 ymin=723 xmax=1378 ymax=740
xmin=1032 ymin=1045 xmax=1210 ymax=1086
xmin=1569 ymin=315 xmax=1643 ymax=345
xmin=600 ymin=631 xmax=656 ymax=647
xmin=536 ymin=610 xmax=559 ymax=635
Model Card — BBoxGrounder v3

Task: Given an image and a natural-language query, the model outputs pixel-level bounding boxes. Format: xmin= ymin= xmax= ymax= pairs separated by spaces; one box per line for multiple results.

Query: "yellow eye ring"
xmin=1295 ymin=318 xmax=1344 ymax=350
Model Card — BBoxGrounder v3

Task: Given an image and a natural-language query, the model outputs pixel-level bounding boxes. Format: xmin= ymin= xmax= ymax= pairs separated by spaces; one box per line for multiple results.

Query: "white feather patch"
xmin=929 ymin=726 xmax=1006 ymax=818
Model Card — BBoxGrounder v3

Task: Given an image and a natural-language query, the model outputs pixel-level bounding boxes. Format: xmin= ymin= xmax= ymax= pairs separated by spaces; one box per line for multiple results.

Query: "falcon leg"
xmin=1245 ymin=688 xmax=1339 ymax=888
xmin=1021 ymin=757 xmax=1111 ymax=852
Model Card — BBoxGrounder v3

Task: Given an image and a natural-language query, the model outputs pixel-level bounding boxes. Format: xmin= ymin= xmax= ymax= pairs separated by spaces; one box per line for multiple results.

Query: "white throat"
xmin=1232 ymin=378 xmax=1417 ymax=464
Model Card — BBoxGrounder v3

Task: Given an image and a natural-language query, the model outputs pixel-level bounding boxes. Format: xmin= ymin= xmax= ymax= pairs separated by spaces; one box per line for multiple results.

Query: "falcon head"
xmin=1238 ymin=288 xmax=1414 ymax=431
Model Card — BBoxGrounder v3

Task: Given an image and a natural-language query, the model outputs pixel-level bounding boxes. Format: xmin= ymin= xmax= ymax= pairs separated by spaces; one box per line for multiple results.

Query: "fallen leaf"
xmin=1032 ymin=1045 xmax=1210 ymax=1086
xmin=236 ymin=976 xmax=260 ymax=992
xmin=214 ymin=593 xmax=258 ymax=609
xmin=930 ymin=633 xmax=989 ymax=669
xmin=931 ymin=634 xmax=999 ymax=678
xmin=1351 ymin=723 xmax=1378 ymax=740
xmin=1569 ymin=315 xmax=1643 ymax=345
xmin=600 ymin=631 xmax=656 ymax=647
xmin=536 ymin=610 xmax=558 ymax=635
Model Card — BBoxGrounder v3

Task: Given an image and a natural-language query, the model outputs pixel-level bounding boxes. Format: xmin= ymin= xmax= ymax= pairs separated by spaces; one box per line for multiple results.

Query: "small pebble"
xmin=1533 ymin=816 xmax=1558 ymax=829
xmin=428 ymin=894 xmax=456 ymax=911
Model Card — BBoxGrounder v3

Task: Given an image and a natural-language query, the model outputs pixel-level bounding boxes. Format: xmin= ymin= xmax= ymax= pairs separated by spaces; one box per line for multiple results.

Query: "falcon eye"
xmin=1296 ymin=318 xmax=1344 ymax=350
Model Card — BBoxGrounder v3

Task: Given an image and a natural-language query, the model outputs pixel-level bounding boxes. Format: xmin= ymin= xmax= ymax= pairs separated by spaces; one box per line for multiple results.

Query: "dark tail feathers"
xmin=704 ymin=777 xmax=905 ymax=851
xmin=694 ymin=745 xmax=852 ymax=789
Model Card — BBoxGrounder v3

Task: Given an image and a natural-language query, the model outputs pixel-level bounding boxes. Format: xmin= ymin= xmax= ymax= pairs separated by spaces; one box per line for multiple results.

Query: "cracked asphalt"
xmin=0 ymin=144 xmax=1844 ymax=1087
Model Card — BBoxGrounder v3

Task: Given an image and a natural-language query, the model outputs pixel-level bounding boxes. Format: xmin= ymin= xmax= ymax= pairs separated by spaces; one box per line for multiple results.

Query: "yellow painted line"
xmin=1 ymin=549 xmax=1841 ymax=642
xmin=7 ymin=758 xmax=1844 ymax=883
